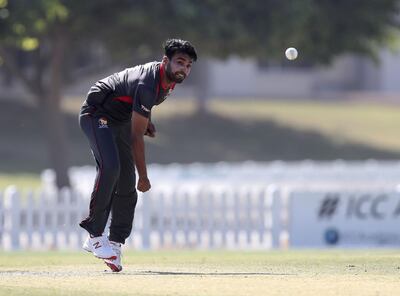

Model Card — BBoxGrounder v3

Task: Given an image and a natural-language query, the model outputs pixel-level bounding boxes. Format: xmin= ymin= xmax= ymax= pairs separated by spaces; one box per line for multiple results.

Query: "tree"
xmin=0 ymin=0 xmax=143 ymax=187
xmin=118 ymin=0 xmax=400 ymax=109
xmin=0 ymin=0 xmax=399 ymax=187
xmin=169 ymin=0 xmax=400 ymax=62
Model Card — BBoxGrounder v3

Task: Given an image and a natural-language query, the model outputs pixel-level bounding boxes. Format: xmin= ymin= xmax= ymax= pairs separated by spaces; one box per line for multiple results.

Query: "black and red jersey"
xmin=81 ymin=61 xmax=175 ymax=123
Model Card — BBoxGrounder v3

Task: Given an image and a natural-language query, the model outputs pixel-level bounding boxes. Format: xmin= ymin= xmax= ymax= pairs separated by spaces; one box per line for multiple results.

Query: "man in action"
xmin=78 ymin=39 xmax=197 ymax=272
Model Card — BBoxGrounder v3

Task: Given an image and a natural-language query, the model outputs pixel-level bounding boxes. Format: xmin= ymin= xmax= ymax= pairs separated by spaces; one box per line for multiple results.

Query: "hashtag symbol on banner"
xmin=319 ymin=195 xmax=340 ymax=218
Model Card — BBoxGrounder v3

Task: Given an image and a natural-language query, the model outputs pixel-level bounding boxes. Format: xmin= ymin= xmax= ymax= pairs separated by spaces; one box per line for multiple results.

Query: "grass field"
xmin=65 ymin=97 xmax=400 ymax=153
xmin=210 ymin=99 xmax=400 ymax=153
xmin=2 ymin=98 xmax=400 ymax=178
xmin=0 ymin=173 xmax=41 ymax=191
xmin=0 ymin=250 xmax=399 ymax=295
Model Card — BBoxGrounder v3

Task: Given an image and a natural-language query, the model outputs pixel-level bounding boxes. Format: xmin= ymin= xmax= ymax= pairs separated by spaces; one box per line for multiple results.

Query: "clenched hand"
xmin=137 ymin=176 xmax=151 ymax=192
xmin=144 ymin=121 xmax=156 ymax=137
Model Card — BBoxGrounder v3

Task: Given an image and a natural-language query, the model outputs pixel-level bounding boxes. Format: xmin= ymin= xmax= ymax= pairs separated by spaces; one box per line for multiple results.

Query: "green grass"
xmin=2 ymin=98 xmax=400 ymax=174
xmin=0 ymin=250 xmax=399 ymax=295
xmin=210 ymin=99 xmax=400 ymax=153
xmin=0 ymin=173 xmax=41 ymax=191
xmin=68 ymin=97 xmax=400 ymax=154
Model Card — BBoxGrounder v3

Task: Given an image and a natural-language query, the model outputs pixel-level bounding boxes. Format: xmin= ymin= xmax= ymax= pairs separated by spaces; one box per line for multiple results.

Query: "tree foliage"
xmin=1 ymin=0 xmax=399 ymax=79
xmin=0 ymin=0 xmax=399 ymax=186
xmin=163 ymin=0 xmax=400 ymax=63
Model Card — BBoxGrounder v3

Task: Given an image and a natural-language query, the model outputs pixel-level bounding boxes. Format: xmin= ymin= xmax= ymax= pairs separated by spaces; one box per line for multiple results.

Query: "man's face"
xmin=165 ymin=53 xmax=193 ymax=84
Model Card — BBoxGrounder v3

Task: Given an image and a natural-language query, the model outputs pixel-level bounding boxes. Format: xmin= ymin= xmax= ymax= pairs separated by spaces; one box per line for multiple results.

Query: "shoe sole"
xmin=95 ymin=254 xmax=117 ymax=260
xmin=83 ymin=247 xmax=92 ymax=253
xmin=104 ymin=261 xmax=122 ymax=272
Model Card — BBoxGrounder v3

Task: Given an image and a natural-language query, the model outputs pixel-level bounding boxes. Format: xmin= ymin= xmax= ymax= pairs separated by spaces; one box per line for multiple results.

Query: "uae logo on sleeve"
xmin=98 ymin=117 xmax=108 ymax=129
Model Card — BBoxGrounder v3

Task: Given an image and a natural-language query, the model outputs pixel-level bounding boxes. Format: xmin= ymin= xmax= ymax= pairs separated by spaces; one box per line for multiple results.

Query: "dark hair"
xmin=164 ymin=38 xmax=198 ymax=62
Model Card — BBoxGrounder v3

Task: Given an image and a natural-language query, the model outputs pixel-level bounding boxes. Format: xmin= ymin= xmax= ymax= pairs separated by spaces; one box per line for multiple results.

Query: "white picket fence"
xmin=0 ymin=183 xmax=281 ymax=251
xmin=6 ymin=161 xmax=400 ymax=251
xmin=61 ymin=161 xmax=400 ymax=198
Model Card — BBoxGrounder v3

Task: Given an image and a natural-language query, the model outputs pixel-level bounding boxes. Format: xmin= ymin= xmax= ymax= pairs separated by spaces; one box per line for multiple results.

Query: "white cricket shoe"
xmin=82 ymin=234 xmax=117 ymax=260
xmin=104 ymin=241 xmax=123 ymax=272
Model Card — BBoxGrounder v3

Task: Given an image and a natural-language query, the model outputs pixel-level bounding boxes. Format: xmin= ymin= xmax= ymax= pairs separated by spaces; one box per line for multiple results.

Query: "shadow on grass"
xmin=1 ymin=101 xmax=400 ymax=172
xmin=0 ymin=270 xmax=296 ymax=277
xmin=147 ymin=111 xmax=400 ymax=163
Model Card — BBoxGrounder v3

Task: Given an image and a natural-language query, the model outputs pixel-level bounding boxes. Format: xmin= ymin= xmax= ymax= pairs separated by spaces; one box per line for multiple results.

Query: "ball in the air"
xmin=285 ymin=47 xmax=298 ymax=60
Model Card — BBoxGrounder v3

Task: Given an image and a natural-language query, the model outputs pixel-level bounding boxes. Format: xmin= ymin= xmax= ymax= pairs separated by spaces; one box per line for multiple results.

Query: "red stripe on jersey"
xmin=156 ymin=63 xmax=175 ymax=97
xmin=113 ymin=96 xmax=133 ymax=104
xmin=159 ymin=63 xmax=168 ymax=90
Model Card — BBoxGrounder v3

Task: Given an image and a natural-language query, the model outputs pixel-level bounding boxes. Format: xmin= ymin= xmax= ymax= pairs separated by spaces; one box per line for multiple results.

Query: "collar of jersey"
xmin=159 ymin=63 xmax=176 ymax=91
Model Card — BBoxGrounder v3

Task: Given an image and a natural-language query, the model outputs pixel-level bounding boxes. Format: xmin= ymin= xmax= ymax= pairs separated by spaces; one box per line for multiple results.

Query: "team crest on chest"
xmin=98 ymin=117 xmax=108 ymax=129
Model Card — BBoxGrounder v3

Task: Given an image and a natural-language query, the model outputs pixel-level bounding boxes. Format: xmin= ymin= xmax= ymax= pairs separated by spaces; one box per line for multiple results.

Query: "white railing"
xmin=6 ymin=161 xmax=400 ymax=251
xmin=0 ymin=184 xmax=281 ymax=251
xmin=58 ymin=161 xmax=400 ymax=198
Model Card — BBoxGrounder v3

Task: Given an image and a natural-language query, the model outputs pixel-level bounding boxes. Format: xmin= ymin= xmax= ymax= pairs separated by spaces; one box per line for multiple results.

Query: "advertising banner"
xmin=289 ymin=190 xmax=400 ymax=247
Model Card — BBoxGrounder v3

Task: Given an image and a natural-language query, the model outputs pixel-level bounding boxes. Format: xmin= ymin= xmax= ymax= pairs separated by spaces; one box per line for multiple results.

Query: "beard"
xmin=166 ymin=63 xmax=186 ymax=83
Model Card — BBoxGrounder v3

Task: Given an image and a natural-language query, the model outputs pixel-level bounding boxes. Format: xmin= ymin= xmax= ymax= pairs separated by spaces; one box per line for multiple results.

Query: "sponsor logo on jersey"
xmin=98 ymin=117 xmax=108 ymax=129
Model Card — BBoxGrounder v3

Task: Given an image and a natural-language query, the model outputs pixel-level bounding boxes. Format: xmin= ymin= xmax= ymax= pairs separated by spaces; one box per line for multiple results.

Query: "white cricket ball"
xmin=285 ymin=47 xmax=298 ymax=60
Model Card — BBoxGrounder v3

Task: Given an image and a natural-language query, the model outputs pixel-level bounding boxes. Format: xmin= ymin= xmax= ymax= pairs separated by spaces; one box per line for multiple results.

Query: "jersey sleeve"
xmin=85 ymin=76 xmax=115 ymax=106
xmin=132 ymin=85 xmax=156 ymax=118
